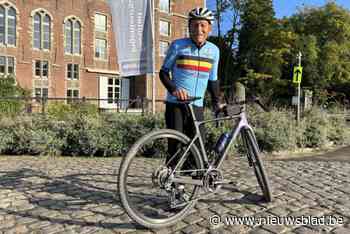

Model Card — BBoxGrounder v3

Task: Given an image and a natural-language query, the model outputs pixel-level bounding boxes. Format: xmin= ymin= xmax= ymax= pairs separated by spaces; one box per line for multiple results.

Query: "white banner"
xmin=109 ymin=0 xmax=154 ymax=76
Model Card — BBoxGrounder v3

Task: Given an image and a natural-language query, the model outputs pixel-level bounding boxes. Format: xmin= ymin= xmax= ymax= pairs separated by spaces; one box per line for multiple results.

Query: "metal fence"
xmin=0 ymin=96 xmax=155 ymax=115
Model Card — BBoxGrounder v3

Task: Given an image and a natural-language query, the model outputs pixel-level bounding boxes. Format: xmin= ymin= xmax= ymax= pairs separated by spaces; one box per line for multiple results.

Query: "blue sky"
xmin=206 ymin=0 xmax=350 ymax=35
xmin=272 ymin=0 xmax=350 ymax=18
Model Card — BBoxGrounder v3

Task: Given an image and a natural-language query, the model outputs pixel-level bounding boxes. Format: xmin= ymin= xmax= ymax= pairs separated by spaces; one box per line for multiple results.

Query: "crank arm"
xmin=214 ymin=180 xmax=233 ymax=185
xmin=171 ymin=176 xmax=203 ymax=186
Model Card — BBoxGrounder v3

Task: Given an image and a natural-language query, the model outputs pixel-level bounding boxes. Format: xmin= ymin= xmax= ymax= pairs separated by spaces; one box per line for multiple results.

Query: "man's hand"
xmin=172 ymin=89 xmax=189 ymax=100
xmin=213 ymin=102 xmax=226 ymax=114
xmin=213 ymin=103 xmax=226 ymax=116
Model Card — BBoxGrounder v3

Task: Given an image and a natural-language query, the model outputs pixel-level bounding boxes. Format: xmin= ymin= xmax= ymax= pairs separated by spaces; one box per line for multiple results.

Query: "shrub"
xmin=98 ymin=113 xmax=164 ymax=156
xmin=0 ymin=106 xmax=348 ymax=156
xmin=28 ymin=116 xmax=66 ymax=156
xmin=0 ymin=116 xmax=15 ymax=154
xmin=47 ymin=102 xmax=74 ymax=119
xmin=299 ymin=108 xmax=328 ymax=148
xmin=0 ymin=76 xmax=30 ymax=116
xmin=249 ymin=108 xmax=297 ymax=152
xmin=47 ymin=101 xmax=99 ymax=120
xmin=327 ymin=115 xmax=350 ymax=145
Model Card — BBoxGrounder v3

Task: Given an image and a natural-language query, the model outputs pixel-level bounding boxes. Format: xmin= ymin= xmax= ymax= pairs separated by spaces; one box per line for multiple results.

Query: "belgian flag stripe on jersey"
xmin=177 ymin=55 xmax=214 ymax=63
xmin=176 ymin=55 xmax=213 ymax=72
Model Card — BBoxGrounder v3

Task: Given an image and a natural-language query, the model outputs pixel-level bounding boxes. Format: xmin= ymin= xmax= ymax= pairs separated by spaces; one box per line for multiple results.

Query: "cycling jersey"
xmin=161 ymin=38 xmax=220 ymax=107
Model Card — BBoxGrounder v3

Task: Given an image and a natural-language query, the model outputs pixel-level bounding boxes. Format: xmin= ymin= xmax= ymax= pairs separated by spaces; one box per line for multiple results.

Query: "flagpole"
xmin=151 ymin=0 xmax=156 ymax=114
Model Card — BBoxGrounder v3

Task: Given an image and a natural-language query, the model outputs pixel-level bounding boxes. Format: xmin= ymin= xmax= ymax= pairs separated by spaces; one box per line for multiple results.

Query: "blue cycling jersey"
xmin=161 ymin=38 xmax=220 ymax=107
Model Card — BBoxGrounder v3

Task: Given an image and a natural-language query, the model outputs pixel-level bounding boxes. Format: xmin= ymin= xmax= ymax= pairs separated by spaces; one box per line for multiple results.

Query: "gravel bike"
xmin=118 ymin=97 xmax=272 ymax=229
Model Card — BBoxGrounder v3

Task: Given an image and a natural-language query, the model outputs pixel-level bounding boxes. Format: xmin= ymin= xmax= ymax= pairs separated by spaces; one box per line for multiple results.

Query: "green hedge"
xmin=0 ymin=76 xmax=30 ymax=116
xmin=249 ymin=106 xmax=350 ymax=152
xmin=0 ymin=105 xmax=349 ymax=156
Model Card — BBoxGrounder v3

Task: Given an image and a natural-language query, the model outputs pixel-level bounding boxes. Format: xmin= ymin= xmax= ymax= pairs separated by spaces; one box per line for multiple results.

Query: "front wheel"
xmin=118 ymin=129 xmax=204 ymax=229
xmin=242 ymin=128 xmax=272 ymax=202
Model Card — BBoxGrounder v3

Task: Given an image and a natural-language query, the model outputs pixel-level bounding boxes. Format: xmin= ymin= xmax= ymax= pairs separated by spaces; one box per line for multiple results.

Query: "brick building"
xmin=0 ymin=0 xmax=204 ymax=112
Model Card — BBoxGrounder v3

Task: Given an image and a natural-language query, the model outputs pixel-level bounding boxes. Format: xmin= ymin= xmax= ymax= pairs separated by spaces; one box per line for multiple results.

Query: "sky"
xmin=206 ymin=0 xmax=350 ymax=35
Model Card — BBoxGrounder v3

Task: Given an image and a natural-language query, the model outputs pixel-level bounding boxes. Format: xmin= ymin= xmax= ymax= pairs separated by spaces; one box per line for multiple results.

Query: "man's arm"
xmin=208 ymin=80 xmax=221 ymax=111
xmin=159 ymin=69 xmax=177 ymax=94
xmin=159 ymin=69 xmax=189 ymax=100
xmin=208 ymin=45 xmax=221 ymax=110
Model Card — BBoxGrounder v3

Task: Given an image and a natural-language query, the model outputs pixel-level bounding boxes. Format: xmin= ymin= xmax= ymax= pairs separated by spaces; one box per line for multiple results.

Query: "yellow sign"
xmin=293 ymin=66 xmax=303 ymax=84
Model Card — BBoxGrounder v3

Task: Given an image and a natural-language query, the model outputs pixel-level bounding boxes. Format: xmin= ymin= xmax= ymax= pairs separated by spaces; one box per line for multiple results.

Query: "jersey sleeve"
xmin=209 ymin=46 xmax=220 ymax=81
xmin=161 ymin=41 xmax=177 ymax=73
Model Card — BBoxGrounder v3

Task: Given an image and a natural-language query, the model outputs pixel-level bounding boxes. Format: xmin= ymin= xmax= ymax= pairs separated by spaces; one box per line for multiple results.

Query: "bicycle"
xmin=118 ymin=97 xmax=272 ymax=229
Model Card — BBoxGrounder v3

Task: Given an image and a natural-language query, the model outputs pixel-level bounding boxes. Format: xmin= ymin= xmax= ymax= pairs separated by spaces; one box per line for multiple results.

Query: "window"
xmin=95 ymin=38 xmax=106 ymax=59
xmin=35 ymin=87 xmax=48 ymax=102
xmin=33 ymin=13 xmax=41 ymax=48
xmin=0 ymin=7 xmax=4 ymax=44
xmin=33 ymin=11 xmax=51 ymax=50
xmin=107 ymin=78 xmax=120 ymax=104
xmin=64 ymin=20 xmax=72 ymax=53
xmin=67 ymin=64 xmax=79 ymax=80
xmin=0 ymin=56 xmax=14 ymax=75
xmin=95 ymin=13 xmax=107 ymax=60
xmin=65 ymin=18 xmax=81 ymax=54
xmin=67 ymin=89 xmax=79 ymax=103
xmin=0 ymin=56 xmax=5 ymax=74
xmin=0 ymin=5 xmax=16 ymax=46
xmin=43 ymin=15 xmax=50 ymax=49
xmin=35 ymin=60 xmax=48 ymax=78
xmin=160 ymin=20 xmax=170 ymax=36
xmin=7 ymin=56 xmax=13 ymax=74
xmin=7 ymin=7 xmax=15 ymax=45
xmin=159 ymin=0 xmax=170 ymax=13
xmin=95 ymin=13 xmax=106 ymax=32
xmin=73 ymin=21 xmax=81 ymax=54
xmin=159 ymin=41 xmax=169 ymax=57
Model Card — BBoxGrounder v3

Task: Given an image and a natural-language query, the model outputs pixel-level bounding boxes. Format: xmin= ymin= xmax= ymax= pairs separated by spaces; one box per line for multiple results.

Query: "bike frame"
xmin=171 ymin=103 xmax=255 ymax=177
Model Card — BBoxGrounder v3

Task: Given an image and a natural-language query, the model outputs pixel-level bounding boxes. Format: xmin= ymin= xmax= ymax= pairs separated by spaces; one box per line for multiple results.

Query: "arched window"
xmin=0 ymin=5 xmax=16 ymax=46
xmin=64 ymin=20 xmax=72 ymax=53
xmin=7 ymin=7 xmax=16 ymax=45
xmin=73 ymin=21 xmax=81 ymax=54
xmin=43 ymin=15 xmax=50 ymax=49
xmin=33 ymin=10 xmax=51 ymax=50
xmin=33 ymin=13 xmax=41 ymax=48
xmin=0 ymin=6 xmax=5 ymax=44
xmin=64 ymin=17 xmax=81 ymax=54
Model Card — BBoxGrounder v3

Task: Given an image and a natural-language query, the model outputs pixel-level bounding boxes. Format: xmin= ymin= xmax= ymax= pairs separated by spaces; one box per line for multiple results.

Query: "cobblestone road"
xmin=0 ymin=149 xmax=350 ymax=234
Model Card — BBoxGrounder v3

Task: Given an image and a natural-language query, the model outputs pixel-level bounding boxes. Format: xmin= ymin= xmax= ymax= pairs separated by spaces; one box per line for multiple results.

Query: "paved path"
xmin=278 ymin=146 xmax=350 ymax=162
xmin=0 ymin=151 xmax=350 ymax=234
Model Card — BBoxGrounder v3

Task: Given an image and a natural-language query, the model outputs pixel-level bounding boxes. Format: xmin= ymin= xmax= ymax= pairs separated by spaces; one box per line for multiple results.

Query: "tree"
xmin=213 ymin=0 xmax=231 ymax=37
xmin=286 ymin=2 xmax=350 ymax=102
xmin=0 ymin=75 xmax=30 ymax=115
xmin=208 ymin=36 xmax=236 ymax=91
xmin=237 ymin=0 xmax=292 ymax=104
xmin=237 ymin=0 xmax=276 ymax=74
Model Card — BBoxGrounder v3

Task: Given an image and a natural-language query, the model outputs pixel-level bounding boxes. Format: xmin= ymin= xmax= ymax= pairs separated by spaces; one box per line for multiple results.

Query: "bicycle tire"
xmin=118 ymin=129 xmax=204 ymax=229
xmin=242 ymin=128 xmax=272 ymax=202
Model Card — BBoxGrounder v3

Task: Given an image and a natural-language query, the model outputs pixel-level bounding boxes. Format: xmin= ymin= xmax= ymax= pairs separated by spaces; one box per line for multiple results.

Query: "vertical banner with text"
xmin=109 ymin=0 xmax=154 ymax=76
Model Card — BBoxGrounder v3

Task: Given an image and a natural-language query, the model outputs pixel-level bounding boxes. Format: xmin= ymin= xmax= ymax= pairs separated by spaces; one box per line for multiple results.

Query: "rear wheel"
xmin=242 ymin=129 xmax=272 ymax=202
xmin=118 ymin=129 xmax=204 ymax=229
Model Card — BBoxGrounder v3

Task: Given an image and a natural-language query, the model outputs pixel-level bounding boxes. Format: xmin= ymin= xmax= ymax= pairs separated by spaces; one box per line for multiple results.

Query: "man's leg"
xmin=181 ymin=106 xmax=205 ymax=170
xmin=193 ymin=106 xmax=206 ymax=143
xmin=165 ymin=103 xmax=184 ymax=169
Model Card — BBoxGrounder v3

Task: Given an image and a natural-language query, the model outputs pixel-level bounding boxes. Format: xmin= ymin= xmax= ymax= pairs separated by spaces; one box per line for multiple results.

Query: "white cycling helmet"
xmin=188 ymin=7 xmax=214 ymax=24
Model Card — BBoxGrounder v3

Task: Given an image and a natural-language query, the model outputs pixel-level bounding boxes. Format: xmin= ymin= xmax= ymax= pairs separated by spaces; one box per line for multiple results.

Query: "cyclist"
xmin=159 ymin=7 xmax=221 ymax=170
